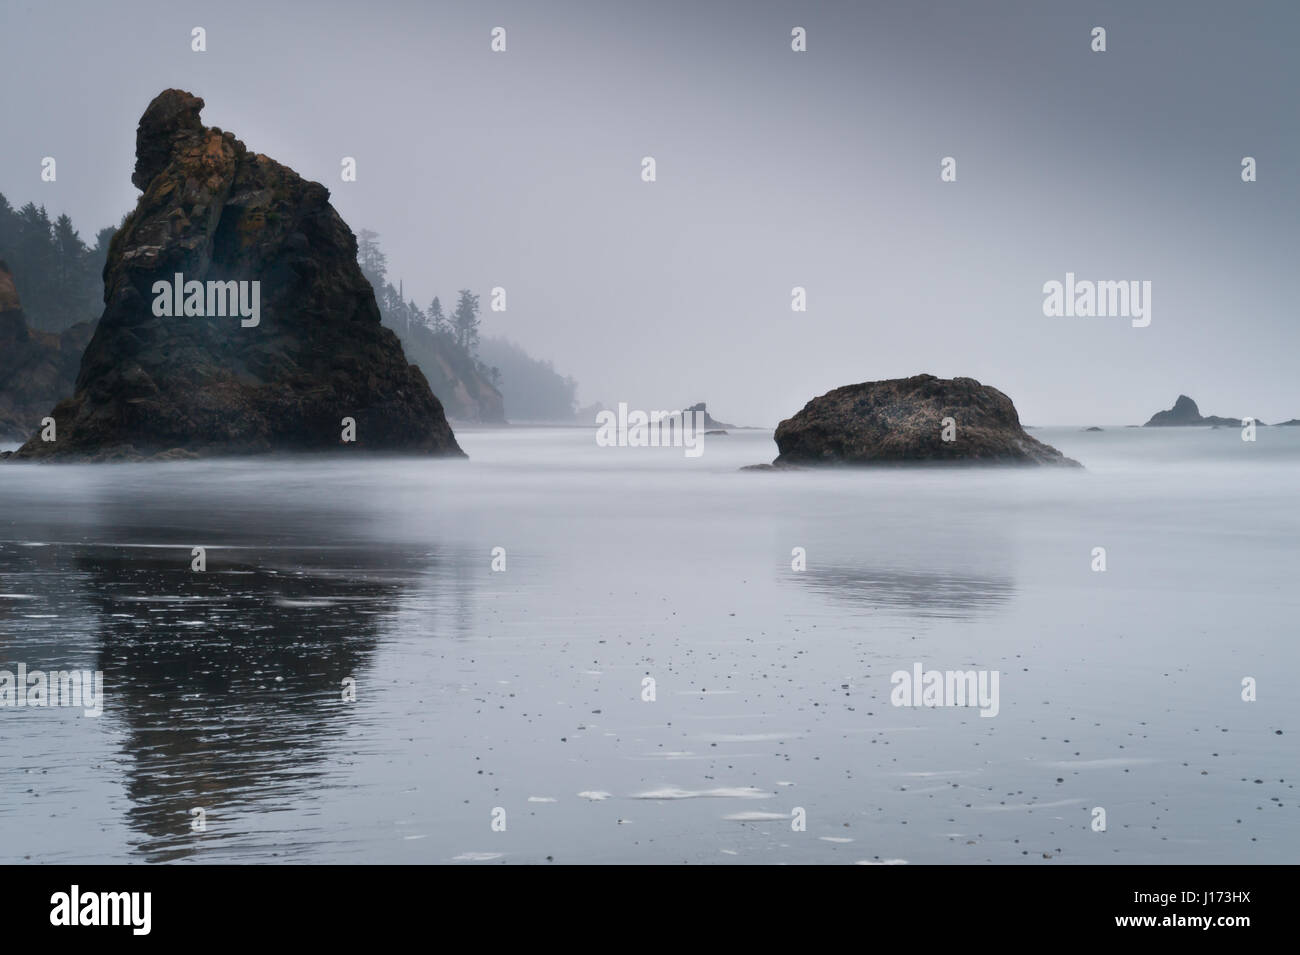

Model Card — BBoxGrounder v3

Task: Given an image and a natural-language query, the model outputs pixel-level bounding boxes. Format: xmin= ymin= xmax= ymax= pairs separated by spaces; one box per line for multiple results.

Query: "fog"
xmin=2 ymin=0 xmax=1296 ymax=425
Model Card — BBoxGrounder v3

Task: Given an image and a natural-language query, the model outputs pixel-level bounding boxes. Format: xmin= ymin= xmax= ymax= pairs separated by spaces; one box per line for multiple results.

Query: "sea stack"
xmin=1142 ymin=395 xmax=1257 ymax=428
xmin=767 ymin=374 xmax=1080 ymax=467
xmin=0 ymin=259 xmax=94 ymax=443
xmin=14 ymin=89 xmax=462 ymax=461
xmin=684 ymin=402 xmax=738 ymax=430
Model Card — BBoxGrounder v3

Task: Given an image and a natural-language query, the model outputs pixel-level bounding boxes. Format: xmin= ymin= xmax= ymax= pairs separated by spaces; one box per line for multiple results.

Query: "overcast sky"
xmin=2 ymin=0 xmax=1297 ymax=425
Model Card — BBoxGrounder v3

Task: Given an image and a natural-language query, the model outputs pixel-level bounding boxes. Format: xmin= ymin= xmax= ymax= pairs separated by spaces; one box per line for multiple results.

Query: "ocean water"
xmin=0 ymin=425 xmax=1295 ymax=864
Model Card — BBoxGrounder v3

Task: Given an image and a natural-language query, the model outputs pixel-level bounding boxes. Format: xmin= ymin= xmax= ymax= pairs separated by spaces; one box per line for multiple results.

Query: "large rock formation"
xmin=15 ymin=89 xmax=462 ymax=460
xmin=1143 ymin=395 xmax=1259 ymax=427
xmin=0 ymin=259 xmax=94 ymax=442
xmin=767 ymin=374 xmax=1080 ymax=467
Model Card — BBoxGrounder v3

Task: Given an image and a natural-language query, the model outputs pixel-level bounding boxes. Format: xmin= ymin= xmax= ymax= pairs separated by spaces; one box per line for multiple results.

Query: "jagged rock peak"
xmin=16 ymin=89 xmax=462 ymax=461
xmin=133 ymin=89 xmax=210 ymax=190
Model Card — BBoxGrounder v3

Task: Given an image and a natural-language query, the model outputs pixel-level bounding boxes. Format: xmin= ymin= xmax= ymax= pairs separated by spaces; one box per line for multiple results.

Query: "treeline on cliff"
xmin=476 ymin=336 xmax=578 ymax=422
xmin=0 ymin=191 xmax=580 ymax=425
xmin=0 ymin=192 xmax=117 ymax=332
xmin=357 ymin=230 xmax=579 ymax=423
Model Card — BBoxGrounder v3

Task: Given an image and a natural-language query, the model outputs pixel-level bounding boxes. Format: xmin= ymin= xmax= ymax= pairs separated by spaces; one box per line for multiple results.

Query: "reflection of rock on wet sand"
xmin=797 ymin=564 xmax=1015 ymax=620
xmin=77 ymin=549 xmax=408 ymax=862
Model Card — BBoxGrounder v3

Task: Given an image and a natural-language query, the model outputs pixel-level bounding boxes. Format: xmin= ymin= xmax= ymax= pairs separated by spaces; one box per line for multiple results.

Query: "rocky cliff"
xmin=390 ymin=323 xmax=506 ymax=424
xmin=768 ymin=374 xmax=1079 ymax=467
xmin=14 ymin=89 xmax=462 ymax=461
xmin=0 ymin=259 xmax=93 ymax=442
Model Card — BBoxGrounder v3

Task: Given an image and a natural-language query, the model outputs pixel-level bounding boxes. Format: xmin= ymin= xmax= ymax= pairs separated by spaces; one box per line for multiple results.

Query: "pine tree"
xmin=408 ymin=299 xmax=425 ymax=330
xmin=357 ymin=229 xmax=387 ymax=291
xmin=53 ymin=215 xmax=87 ymax=289
xmin=428 ymin=296 xmax=447 ymax=334
xmin=452 ymin=289 xmax=480 ymax=354
xmin=0 ymin=192 xmax=16 ymax=253
xmin=16 ymin=204 xmax=56 ymax=328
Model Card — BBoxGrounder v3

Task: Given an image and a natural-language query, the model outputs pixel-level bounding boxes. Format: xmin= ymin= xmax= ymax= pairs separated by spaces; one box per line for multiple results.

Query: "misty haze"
xmin=0 ymin=0 xmax=1295 ymax=880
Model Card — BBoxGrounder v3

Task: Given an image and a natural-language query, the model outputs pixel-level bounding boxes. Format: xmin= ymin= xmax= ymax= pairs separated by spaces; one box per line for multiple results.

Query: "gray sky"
xmin=2 ymin=0 xmax=1297 ymax=425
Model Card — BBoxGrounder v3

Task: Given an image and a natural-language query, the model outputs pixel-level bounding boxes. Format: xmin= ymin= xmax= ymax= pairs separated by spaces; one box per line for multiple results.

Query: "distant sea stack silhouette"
xmin=1142 ymin=395 xmax=1260 ymax=427
xmin=766 ymin=374 xmax=1080 ymax=467
xmin=0 ymin=259 xmax=93 ymax=443
xmin=15 ymin=89 xmax=462 ymax=461
xmin=684 ymin=403 xmax=737 ymax=430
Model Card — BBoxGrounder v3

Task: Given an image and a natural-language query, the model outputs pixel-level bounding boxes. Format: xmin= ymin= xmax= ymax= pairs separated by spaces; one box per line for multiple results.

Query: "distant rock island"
xmin=13 ymin=89 xmax=462 ymax=461
xmin=684 ymin=402 xmax=741 ymax=430
xmin=1143 ymin=395 xmax=1262 ymax=427
xmin=756 ymin=374 xmax=1080 ymax=467
xmin=0 ymin=259 xmax=93 ymax=442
